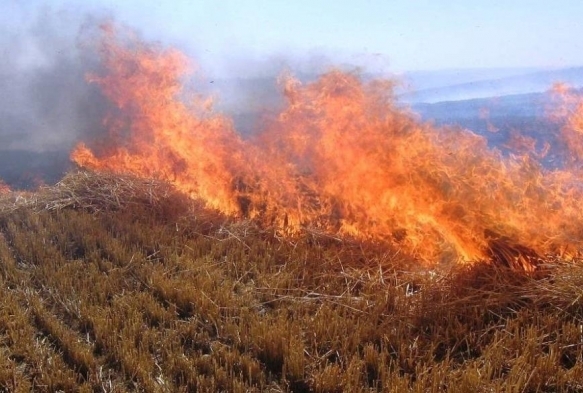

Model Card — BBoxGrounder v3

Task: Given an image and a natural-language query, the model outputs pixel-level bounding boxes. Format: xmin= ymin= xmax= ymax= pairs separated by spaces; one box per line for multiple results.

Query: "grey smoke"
xmin=0 ymin=4 xmax=109 ymax=153
xmin=0 ymin=2 xmax=378 ymax=187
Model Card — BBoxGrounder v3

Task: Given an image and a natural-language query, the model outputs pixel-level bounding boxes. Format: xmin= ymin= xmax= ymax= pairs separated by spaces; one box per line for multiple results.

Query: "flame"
xmin=71 ymin=24 xmax=247 ymax=215
xmin=552 ymin=83 xmax=583 ymax=168
xmin=0 ymin=180 xmax=10 ymax=194
xmin=72 ymin=25 xmax=583 ymax=268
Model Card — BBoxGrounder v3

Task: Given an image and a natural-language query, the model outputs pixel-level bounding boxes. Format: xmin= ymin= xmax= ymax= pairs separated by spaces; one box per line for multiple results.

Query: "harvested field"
xmin=0 ymin=172 xmax=582 ymax=392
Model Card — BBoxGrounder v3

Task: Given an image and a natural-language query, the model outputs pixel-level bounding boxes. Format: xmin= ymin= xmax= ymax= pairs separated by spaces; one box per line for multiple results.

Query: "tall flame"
xmin=71 ymin=25 xmax=247 ymax=214
xmin=72 ymin=25 xmax=583 ymax=268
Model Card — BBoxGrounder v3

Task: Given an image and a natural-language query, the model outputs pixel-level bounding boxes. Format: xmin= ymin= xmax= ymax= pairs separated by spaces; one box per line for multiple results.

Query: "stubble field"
xmin=0 ymin=172 xmax=582 ymax=392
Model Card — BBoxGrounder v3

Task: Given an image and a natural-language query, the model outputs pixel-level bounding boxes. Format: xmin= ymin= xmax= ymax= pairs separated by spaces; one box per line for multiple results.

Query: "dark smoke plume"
xmin=0 ymin=4 xmax=109 ymax=187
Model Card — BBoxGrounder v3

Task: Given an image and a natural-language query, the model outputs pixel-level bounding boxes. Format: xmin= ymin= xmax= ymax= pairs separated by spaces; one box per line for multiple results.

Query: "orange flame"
xmin=552 ymin=83 xmax=583 ymax=168
xmin=0 ymin=180 xmax=10 ymax=194
xmin=71 ymin=25 xmax=247 ymax=214
xmin=72 ymin=25 xmax=583 ymax=267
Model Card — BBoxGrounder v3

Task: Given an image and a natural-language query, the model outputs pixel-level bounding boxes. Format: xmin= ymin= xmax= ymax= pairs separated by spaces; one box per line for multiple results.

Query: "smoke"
xmin=0 ymin=3 xmax=116 ymax=187
xmin=0 ymin=3 xmax=365 ymax=159
xmin=0 ymin=2 xmax=398 ymax=188
xmin=0 ymin=4 xmax=110 ymax=153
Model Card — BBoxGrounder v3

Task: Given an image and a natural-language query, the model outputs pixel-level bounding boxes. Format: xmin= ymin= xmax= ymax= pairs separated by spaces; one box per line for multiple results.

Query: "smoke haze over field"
xmin=0 ymin=3 xmax=357 ymax=157
xmin=6 ymin=1 xmax=583 ymax=268
xmin=2 ymin=1 xmax=583 ymax=188
xmin=0 ymin=4 xmax=111 ymax=152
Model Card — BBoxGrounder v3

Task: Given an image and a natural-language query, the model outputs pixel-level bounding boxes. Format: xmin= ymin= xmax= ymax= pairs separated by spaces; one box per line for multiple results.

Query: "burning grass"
xmin=0 ymin=170 xmax=552 ymax=272
xmin=0 ymin=171 xmax=582 ymax=391
xmin=2 ymin=21 xmax=583 ymax=392
xmin=67 ymin=24 xmax=583 ymax=271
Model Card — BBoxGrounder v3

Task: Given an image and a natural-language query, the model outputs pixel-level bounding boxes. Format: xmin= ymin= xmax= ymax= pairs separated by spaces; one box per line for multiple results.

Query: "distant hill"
xmin=412 ymin=90 xmax=551 ymax=122
xmin=398 ymin=67 xmax=542 ymax=92
xmin=401 ymin=66 xmax=583 ymax=103
xmin=411 ymin=90 xmax=563 ymax=167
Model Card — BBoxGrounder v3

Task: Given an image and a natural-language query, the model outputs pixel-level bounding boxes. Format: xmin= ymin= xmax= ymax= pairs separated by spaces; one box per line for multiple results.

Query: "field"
xmin=0 ymin=172 xmax=582 ymax=392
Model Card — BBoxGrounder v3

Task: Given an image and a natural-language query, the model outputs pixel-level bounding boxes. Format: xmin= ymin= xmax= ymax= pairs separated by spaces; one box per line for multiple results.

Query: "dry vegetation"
xmin=0 ymin=171 xmax=582 ymax=392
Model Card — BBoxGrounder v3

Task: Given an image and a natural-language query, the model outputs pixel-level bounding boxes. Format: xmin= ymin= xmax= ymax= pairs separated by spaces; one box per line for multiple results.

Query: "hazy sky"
xmin=4 ymin=0 xmax=583 ymax=75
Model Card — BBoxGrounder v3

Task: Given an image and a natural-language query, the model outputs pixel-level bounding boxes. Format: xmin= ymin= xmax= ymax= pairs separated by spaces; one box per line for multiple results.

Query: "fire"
xmin=71 ymin=25 xmax=247 ymax=215
xmin=0 ymin=180 xmax=10 ymax=194
xmin=72 ymin=25 xmax=583 ymax=269
xmin=552 ymin=83 xmax=583 ymax=168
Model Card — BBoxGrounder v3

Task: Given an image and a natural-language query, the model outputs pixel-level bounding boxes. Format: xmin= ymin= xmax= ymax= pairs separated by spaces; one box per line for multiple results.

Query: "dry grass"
xmin=0 ymin=171 xmax=582 ymax=392
xmin=0 ymin=171 xmax=194 ymax=215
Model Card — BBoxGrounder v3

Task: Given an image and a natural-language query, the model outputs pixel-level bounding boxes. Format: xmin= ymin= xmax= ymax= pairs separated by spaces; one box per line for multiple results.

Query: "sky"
xmin=4 ymin=0 xmax=583 ymax=76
